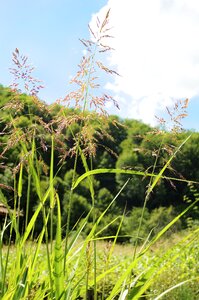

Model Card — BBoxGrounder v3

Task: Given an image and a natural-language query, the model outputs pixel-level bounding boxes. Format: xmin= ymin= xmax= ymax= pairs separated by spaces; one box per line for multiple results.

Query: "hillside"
xmin=0 ymin=84 xmax=199 ymax=240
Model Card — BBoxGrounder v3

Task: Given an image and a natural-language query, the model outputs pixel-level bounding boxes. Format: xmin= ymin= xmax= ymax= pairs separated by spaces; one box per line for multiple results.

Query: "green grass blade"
xmin=78 ymin=146 xmax=95 ymax=204
xmin=154 ymin=278 xmax=199 ymax=300
xmin=50 ymin=135 xmax=55 ymax=252
xmin=107 ymin=205 xmax=199 ymax=299
xmin=148 ymin=134 xmax=191 ymax=194
xmin=54 ymin=193 xmax=64 ymax=300
xmin=17 ymin=162 xmax=23 ymax=198
xmin=141 ymin=195 xmax=199 ymax=254
xmin=72 ymin=167 xmax=198 ymax=190
xmin=50 ymin=135 xmax=55 ymax=208
xmin=23 ymin=230 xmax=46 ymax=299
xmin=67 ymin=209 xmax=93 ymax=252
xmin=20 ymin=186 xmax=52 ymax=245
xmin=129 ymin=228 xmax=199 ymax=299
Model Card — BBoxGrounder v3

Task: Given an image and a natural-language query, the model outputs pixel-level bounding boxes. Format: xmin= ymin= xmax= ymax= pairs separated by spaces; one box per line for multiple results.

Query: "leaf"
xmin=54 ymin=193 xmax=64 ymax=300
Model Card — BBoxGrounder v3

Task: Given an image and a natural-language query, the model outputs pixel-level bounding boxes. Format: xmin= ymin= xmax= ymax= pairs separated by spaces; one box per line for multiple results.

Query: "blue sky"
xmin=1 ymin=0 xmax=107 ymax=100
xmin=1 ymin=0 xmax=199 ymax=131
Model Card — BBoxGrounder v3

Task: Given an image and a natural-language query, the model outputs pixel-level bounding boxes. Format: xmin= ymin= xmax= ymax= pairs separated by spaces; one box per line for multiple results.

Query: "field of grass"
xmin=0 ymin=9 xmax=199 ymax=300
xmin=0 ymin=231 xmax=198 ymax=299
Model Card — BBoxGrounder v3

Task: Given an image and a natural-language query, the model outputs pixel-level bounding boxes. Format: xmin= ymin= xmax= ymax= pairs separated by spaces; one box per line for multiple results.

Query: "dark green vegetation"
xmin=0 ymin=83 xmax=199 ymax=299
xmin=0 ymin=85 xmax=199 ymax=242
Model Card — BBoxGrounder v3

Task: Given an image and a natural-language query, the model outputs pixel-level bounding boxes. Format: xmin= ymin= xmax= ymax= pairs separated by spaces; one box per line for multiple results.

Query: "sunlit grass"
xmin=1 ymin=231 xmax=198 ymax=299
xmin=0 ymin=8 xmax=199 ymax=300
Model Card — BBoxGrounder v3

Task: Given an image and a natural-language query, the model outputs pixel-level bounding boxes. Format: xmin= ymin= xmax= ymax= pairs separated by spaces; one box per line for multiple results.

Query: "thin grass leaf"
xmin=107 ymin=204 xmax=199 ymax=299
xmin=72 ymin=167 xmax=199 ymax=190
xmin=50 ymin=135 xmax=55 ymax=252
xmin=78 ymin=146 xmax=95 ymax=205
xmin=22 ymin=230 xmax=46 ymax=299
xmin=67 ymin=208 xmax=93 ymax=252
xmin=25 ymin=172 xmax=31 ymax=228
xmin=54 ymin=193 xmax=64 ymax=300
xmin=141 ymin=195 xmax=199 ymax=254
xmin=17 ymin=162 xmax=23 ymax=198
xmin=127 ymin=227 xmax=199 ymax=299
xmin=20 ymin=185 xmax=52 ymax=245
xmin=50 ymin=135 xmax=55 ymax=208
xmin=154 ymin=278 xmax=199 ymax=300
xmin=148 ymin=134 xmax=191 ymax=194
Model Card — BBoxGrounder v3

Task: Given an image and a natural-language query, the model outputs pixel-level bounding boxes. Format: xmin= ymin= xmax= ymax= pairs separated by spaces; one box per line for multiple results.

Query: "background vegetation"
xmin=0 ymin=84 xmax=199 ymax=242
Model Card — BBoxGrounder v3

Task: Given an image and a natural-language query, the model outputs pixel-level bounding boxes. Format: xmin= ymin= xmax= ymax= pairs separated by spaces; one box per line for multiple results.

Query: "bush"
xmin=123 ymin=206 xmax=182 ymax=244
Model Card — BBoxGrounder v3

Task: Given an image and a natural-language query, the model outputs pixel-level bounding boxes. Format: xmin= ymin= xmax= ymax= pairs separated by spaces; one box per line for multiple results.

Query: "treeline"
xmin=0 ymin=85 xmax=199 ymax=241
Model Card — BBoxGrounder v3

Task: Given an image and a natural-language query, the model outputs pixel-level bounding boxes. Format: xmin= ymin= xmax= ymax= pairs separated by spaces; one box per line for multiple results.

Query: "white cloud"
xmin=91 ymin=0 xmax=199 ymax=125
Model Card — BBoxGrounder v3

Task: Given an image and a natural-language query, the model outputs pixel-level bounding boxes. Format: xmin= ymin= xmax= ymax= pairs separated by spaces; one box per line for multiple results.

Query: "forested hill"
xmin=0 ymin=84 xmax=199 ymax=239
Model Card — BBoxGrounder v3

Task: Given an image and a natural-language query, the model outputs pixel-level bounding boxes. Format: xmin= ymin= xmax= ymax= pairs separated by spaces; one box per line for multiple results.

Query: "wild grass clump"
xmin=0 ymin=8 xmax=199 ymax=300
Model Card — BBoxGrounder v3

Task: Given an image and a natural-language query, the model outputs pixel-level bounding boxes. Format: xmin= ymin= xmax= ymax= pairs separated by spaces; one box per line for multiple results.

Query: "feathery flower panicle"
xmin=10 ymin=48 xmax=44 ymax=97
xmin=155 ymin=98 xmax=189 ymax=134
xmin=7 ymin=48 xmax=47 ymax=119
xmin=0 ymin=49 xmax=50 ymax=172
xmin=2 ymin=9 xmax=120 ymax=164
xmin=53 ymin=9 xmax=120 ymax=157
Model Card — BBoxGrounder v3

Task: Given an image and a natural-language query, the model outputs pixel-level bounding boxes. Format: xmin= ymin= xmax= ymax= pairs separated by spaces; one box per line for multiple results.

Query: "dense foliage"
xmin=0 ymin=85 xmax=198 ymax=241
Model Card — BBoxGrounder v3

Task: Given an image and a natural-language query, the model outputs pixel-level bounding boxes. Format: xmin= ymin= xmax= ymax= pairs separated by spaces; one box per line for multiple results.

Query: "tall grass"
xmin=0 ymin=9 xmax=199 ymax=300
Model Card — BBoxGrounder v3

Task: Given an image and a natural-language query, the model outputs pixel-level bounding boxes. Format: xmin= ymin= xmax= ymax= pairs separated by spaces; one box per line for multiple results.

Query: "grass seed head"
xmin=52 ymin=9 xmax=120 ymax=158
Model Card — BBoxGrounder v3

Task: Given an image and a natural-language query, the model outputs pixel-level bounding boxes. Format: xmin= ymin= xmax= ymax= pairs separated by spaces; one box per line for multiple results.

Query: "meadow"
xmin=0 ymin=231 xmax=198 ymax=299
xmin=0 ymin=9 xmax=199 ymax=299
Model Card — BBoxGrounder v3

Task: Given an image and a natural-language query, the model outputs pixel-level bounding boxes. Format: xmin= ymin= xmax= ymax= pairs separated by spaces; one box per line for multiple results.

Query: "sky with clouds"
xmin=1 ymin=0 xmax=199 ymax=130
